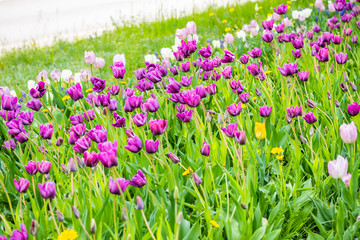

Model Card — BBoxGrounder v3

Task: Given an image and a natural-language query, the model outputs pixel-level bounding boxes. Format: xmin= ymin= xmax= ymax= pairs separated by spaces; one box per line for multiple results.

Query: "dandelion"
xmin=225 ymin=27 xmax=231 ymax=32
xmin=222 ymin=20 xmax=227 ymax=23
xmin=271 ymin=147 xmax=284 ymax=154
xmin=230 ymin=8 xmax=235 ymax=12
xmin=211 ymin=220 xmax=219 ymax=228
xmin=276 ymin=155 xmax=284 ymax=160
xmin=209 ymin=13 xmax=214 ymax=16
xmin=62 ymin=95 xmax=71 ymax=101
xmin=86 ymin=88 xmax=93 ymax=93
xmin=182 ymin=167 xmax=193 ymax=176
xmin=58 ymin=229 xmax=79 ymax=240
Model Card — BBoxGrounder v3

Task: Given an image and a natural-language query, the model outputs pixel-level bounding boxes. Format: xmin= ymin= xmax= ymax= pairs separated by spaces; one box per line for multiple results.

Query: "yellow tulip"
xmin=255 ymin=122 xmax=266 ymax=139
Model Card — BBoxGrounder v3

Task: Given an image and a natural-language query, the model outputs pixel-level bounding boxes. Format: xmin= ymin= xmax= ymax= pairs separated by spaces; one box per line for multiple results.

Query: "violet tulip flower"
xmin=38 ymin=182 xmax=56 ymax=199
xmin=14 ymin=178 xmax=29 ymax=193
xmin=149 ymin=119 xmax=168 ymax=135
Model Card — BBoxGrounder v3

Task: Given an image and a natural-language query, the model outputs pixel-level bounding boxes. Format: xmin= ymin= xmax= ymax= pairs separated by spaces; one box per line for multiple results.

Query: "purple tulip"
xmin=73 ymin=136 xmax=91 ymax=153
xmin=39 ymin=124 xmax=53 ymax=139
xmin=206 ymin=84 xmax=217 ymax=95
xmin=6 ymin=119 xmax=24 ymax=137
xmin=19 ymin=111 xmax=34 ymax=125
xmin=247 ymin=62 xmax=262 ymax=76
xmin=37 ymin=160 xmax=51 ymax=174
xmin=14 ymin=129 xmax=28 ymax=143
xmin=98 ymin=92 xmax=111 ymax=107
xmin=0 ymin=109 xmax=19 ymax=122
xmin=278 ymin=63 xmax=298 ymax=76
xmin=303 ymin=111 xmax=317 ymax=124
xmin=83 ymin=109 xmax=96 ymax=122
xmin=2 ymin=139 xmax=15 ymax=151
xmin=145 ymin=70 xmax=163 ymax=83
xmin=145 ymin=139 xmax=159 ymax=154
xmin=248 ymin=48 xmax=262 ymax=58
xmin=167 ymin=152 xmax=180 ymax=164
xmin=240 ymin=54 xmax=249 ymax=64
xmin=149 ymin=119 xmax=168 ymax=135
xmin=130 ymin=170 xmax=147 ymax=187
xmin=98 ymin=140 xmax=118 ymax=167
xmin=143 ymin=96 xmax=159 ymax=112
xmin=134 ymin=68 xmax=146 ymax=80
xmin=179 ymin=76 xmax=192 ymax=87
xmin=306 ymin=32 xmax=313 ymax=40
xmin=24 ymin=161 xmax=38 ymax=175
xmin=183 ymin=91 xmax=201 ymax=107
xmin=328 ymin=155 xmax=348 ymax=179
xmin=238 ymin=92 xmax=249 ymax=104
xmin=275 ymin=24 xmax=285 ymax=33
xmin=194 ymin=85 xmax=207 ymax=99
xmin=1 ymin=94 xmax=17 ymax=111
xmin=287 ymin=106 xmax=303 ymax=118
xmin=334 ymin=52 xmax=347 ymax=65
xmin=298 ymin=71 xmax=309 ymax=81
xmin=314 ymin=47 xmax=329 ymax=62
xmin=108 ymin=99 xmax=118 ymax=112
xmin=38 ymin=182 xmax=56 ymax=199
xmin=261 ymin=31 xmax=273 ymax=43
xmin=135 ymin=79 xmax=154 ymax=92
xmin=222 ymin=66 xmax=233 ymax=79
xmin=235 ymin=131 xmax=246 ymax=145
xmin=127 ymin=95 xmax=143 ymax=109
xmin=347 ymin=102 xmax=360 ymax=116
xmin=227 ymin=103 xmax=241 ymax=116
xmin=176 ymin=109 xmax=193 ymax=122
xmin=9 ymin=224 xmax=28 ymax=240
xmin=67 ymin=83 xmax=83 ymax=101
xmin=111 ymin=112 xmax=125 ymax=127
xmin=108 ymin=85 xmax=121 ymax=95
xmin=221 ymin=123 xmax=238 ymax=138
xmin=331 ymin=35 xmax=343 ymax=45
xmin=221 ymin=50 xmax=235 ymax=63
xmin=292 ymin=49 xmax=302 ymax=58
xmin=262 ymin=20 xmax=274 ymax=30
xmin=68 ymin=131 xmax=80 ymax=145
xmin=193 ymin=172 xmax=202 ymax=185
xmin=110 ymin=63 xmax=126 ymax=79
xmin=14 ymin=178 xmax=29 ymax=193
xmin=132 ymin=112 xmax=147 ymax=127
xmin=198 ymin=44 xmax=212 ymax=58
xmin=71 ymin=124 xmax=86 ymax=137
xmin=291 ymin=36 xmax=303 ymax=49
xmin=84 ymin=151 xmax=99 ymax=167
xmin=90 ymin=77 xmax=106 ymax=93
xmin=109 ymin=177 xmax=131 ymax=195
xmin=200 ymin=142 xmax=210 ymax=156
xmin=340 ymin=121 xmax=357 ymax=143
xmin=29 ymin=81 xmax=47 ymax=98
xmin=87 ymin=125 xmax=107 ymax=143
xmin=124 ymin=134 xmax=143 ymax=153
xmin=274 ymin=4 xmax=288 ymax=14
xmin=259 ymin=105 xmax=272 ymax=118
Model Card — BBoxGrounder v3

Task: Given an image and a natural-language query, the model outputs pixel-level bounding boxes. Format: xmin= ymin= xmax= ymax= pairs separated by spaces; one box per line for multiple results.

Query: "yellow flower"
xmin=271 ymin=147 xmax=284 ymax=155
xmin=259 ymin=6 xmax=263 ymax=9
xmin=267 ymin=13 xmax=272 ymax=17
xmin=241 ymin=104 xmax=247 ymax=109
xmin=43 ymin=109 xmax=48 ymax=113
xmin=234 ymin=24 xmax=238 ymax=28
xmin=229 ymin=8 xmax=235 ymax=12
xmin=309 ymin=3 xmax=314 ymax=6
xmin=222 ymin=163 xmax=226 ymax=167
xmin=209 ymin=13 xmax=214 ymax=16
xmin=255 ymin=122 xmax=266 ymax=140
xmin=62 ymin=95 xmax=70 ymax=101
xmin=264 ymin=70 xmax=272 ymax=75
xmin=182 ymin=167 xmax=193 ymax=176
xmin=222 ymin=20 xmax=227 ymax=23
xmin=58 ymin=229 xmax=78 ymax=240
xmin=276 ymin=155 xmax=284 ymax=160
xmin=252 ymin=97 xmax=257 ymax=101
xmin=225 ymin=27 xmax=231 ymax=32
xmin=211 ymin=220 xmax=219 ymax=228
xmin=288 ymin=6 xmax=291 ymax=9
xmin=120 ymin=81 xmax=126 ymax=84
xmin=86 ymin=88 xmax=93 ymax=93
xmin=286 ymin=1 xmax=291 ymax=3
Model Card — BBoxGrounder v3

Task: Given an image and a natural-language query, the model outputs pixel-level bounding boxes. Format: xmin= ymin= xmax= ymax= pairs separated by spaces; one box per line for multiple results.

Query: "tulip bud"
xmin=68 ymin=157 xmax=77 ymax=173
xmin=176 ymin=212 xmax=183 ymax=225
xmin=167 ymin=153 xmax=180 ymax=164
xmin=55 ymin=137 xmax=63 ymax=146
xmin=174 ymin=186 xmax=179 ymax=200
xmin=335 ymin=100 xmax=340 ymax=108
xmin=45 ymin=174 xmax=50 ymax=180
xmin=349 ymin=82 xmax=357 ymax=92
xmin=327 ymin=91 xmax=331 ymax=100
xmin=30 ymin=219 xmax=39 ymax=236
xmin=340 ymin=83 xmax=348 ymax=92
xmin=223 ymin=110 xmax=229 ymax=121
xmin=56 ymin=210 xmax=64 ymax=222
xmin=193 ymin=172 xmax=202 ymax=185
xmin=344 ymin=72 xmax=349 ymax=82
xmin=136 ymin=196 xmax=144 ymax=210
xmin=72 ymin=205 xmax=80 ymax=219
xmin=286 ymin=114 xmax=292 ymax=123
xmin=320 ymin=74 xmax=325 ymax=81
xmin=91 ymin=218 xmax=96 ymax=234
xmin=262 ymin=218 xmax=269 ymax=228
xmin=46 ymin=139 xmax=53 ymax=146
xmin=307 ymin=100 xmax=316 ymax=108
xmin=329 ymin=64 xmax=334 ymax=73
xmin=240 ymin=202 xmax=248 ymax=209
xmin=121 ymin=208 xmax=128 ymax=221
xmin=61 ymin=164 xmax=69 ymax=175
xmin=287 ymin=83 xmax=292 ymax=88
xmin=217 ymin=113 xmax=224 ymax=124
xmin=309 ymin=126 xmax=314 ymax=136
xmin=76 ymin=156 xmax=85 ymax=169
xmin=255 ymin=88 xmax=262 ymax=96
xmin=299 ymin=135 xmax=307 ymax=144
xmin=206 ymin=112 xmax=212 ymax=122
xmin=346 ymin=43 xmax=351 ymax=51
xmin=324 ymin=126 xmax=329 ymax=135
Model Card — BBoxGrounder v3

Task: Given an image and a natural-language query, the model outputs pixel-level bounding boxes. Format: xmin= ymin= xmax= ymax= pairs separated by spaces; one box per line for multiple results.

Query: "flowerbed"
xmin=1 ymin=0 xmax=360 ymax=239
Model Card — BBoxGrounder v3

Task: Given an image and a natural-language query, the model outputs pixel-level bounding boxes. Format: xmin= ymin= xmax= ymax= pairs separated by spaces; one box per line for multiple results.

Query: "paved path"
xmin=0 ymin=0 xmax=242 ymax=52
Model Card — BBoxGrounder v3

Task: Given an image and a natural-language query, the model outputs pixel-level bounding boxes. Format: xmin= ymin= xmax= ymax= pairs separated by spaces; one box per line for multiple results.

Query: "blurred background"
xmin=0 ymin=0 xmax=243 ymax=51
